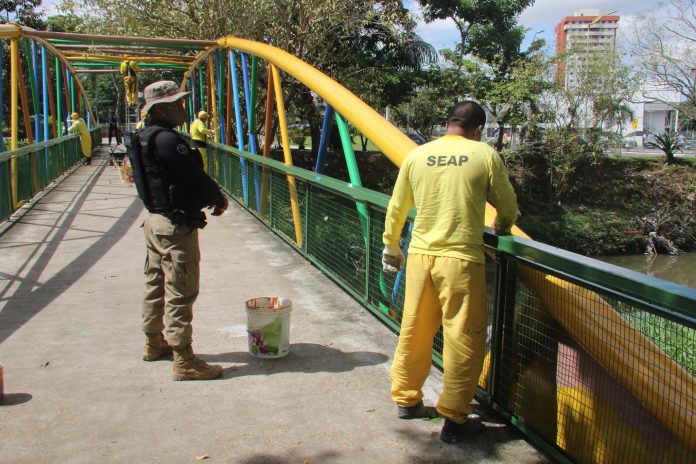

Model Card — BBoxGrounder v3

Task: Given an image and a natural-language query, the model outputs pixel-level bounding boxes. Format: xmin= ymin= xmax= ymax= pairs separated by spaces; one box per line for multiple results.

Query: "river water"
xmin=599 ymin=252 xmax=696 ymax=289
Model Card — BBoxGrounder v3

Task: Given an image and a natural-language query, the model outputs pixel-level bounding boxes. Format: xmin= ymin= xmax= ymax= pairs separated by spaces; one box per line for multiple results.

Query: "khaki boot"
xmin=172 ymin=345 xmax=223 ymax=381
xmin=143 ymin=332 xmax=173 ymax=361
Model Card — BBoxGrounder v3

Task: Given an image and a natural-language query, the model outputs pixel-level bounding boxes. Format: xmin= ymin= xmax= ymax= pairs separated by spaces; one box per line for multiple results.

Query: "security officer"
xmin=190 ymin=110 xmax=214 ymax=172
xmin=68 ymin=112 xmax=92 ymax=165
xmin=133 ymin=80 xmax=229 ymax=381
xmin=382 ymin=101 xmax=518 ymax=443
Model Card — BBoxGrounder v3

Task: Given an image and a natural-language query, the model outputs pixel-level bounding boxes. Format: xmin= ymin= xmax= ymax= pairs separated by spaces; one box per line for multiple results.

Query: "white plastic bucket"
xmin=245 ymin=297 xmax=292 ymax=358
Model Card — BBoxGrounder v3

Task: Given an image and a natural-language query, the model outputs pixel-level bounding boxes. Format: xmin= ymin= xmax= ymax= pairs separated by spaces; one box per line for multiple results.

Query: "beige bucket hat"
xmin=141 ymin=80 xmax=190 ymax=114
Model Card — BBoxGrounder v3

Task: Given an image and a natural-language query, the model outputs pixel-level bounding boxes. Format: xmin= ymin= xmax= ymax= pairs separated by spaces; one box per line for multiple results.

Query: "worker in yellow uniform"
xmin=120 ymin=58 xmax=140 ymax=106
xmin=68 ymin=112 xmax=92 ymax=165
xmin=382 ymin=101 xmax=518 ymax=444
xmin=136 ymin=109 xmax=149 ymax=130
xmin=190 ymin=111 xmax=214 ymax=172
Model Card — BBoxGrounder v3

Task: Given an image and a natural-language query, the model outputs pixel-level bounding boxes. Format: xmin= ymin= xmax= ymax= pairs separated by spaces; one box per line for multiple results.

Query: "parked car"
xmin=643 ymin=133 xmax=657 ymax=147
xmin=406 ymin=132 xmax=427 ymax=145
xmin=623 ymin=139 xmax=638 ymax=149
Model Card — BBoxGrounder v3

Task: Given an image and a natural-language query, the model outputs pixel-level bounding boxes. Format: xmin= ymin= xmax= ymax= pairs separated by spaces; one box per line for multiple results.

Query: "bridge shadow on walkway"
xmin=0 ymin=145 xmax=549 ymax=464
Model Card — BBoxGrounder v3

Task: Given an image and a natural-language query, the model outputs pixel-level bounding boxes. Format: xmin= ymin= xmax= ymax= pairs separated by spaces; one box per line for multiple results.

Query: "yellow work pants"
xmin=390 ymin=254 xmax=487 ymax=424
xmin=197 ymin=146 xmax=208 ymax=172
xmin=124 ymin=76 xmax=138 ymax=106
xmin=79 ymin=135 xmax=91 ymax=158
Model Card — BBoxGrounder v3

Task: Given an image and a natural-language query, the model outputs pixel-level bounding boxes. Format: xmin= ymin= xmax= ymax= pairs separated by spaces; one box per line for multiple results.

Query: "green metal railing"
xmin=208 ymin=142 xmax=696 ymax=464
xmin=0 ymin=127 xmax=102 ymax=221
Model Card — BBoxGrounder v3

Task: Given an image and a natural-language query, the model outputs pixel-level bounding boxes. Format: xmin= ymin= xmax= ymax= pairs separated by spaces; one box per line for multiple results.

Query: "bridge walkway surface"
xmin=0 ymin=145 xmax=549 ymax=464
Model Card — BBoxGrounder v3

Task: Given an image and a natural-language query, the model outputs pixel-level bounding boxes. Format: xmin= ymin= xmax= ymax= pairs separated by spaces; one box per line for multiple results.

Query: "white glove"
xmin=382 ymin=245 xmax=404 ymax=273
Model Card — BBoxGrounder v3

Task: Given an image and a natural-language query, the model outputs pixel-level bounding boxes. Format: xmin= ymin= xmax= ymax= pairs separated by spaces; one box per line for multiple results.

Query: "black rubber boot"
xmin=440 ymin=415 xmax=484 ymax=444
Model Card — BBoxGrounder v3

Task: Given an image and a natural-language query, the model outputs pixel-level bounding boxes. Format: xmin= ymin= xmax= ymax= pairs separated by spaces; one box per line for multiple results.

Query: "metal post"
xmin=229 ymin=51 xmax=248 ymax=205
xmin=242 ymin=52 xmax=261 ymax=212
xmin=42 ymin=46 xmax=50 ymax=176
xmin=315 ymin=104 xmax=334 ymax=173
xmin=55 ymin=57 xmax=62 ymax=135
xmin=10 ymin=38 xmax=19 ymax=207
xmin=0 ymin=41 xmax=4 ymax=153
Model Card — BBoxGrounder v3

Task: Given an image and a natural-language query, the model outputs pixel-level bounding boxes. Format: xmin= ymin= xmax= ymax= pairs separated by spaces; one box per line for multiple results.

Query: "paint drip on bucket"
xmin=245 ymin=297 xmax=292 ymax=358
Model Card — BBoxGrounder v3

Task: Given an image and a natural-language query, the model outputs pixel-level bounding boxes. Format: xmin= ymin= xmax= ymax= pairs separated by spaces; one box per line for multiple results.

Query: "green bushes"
xmin=509 ymin=129 xmax=696 ymax=256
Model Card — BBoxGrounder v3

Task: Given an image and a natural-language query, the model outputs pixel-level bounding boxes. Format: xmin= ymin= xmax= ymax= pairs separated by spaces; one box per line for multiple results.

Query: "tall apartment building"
xmin=555 ymin=9 xmax=620 ymax=88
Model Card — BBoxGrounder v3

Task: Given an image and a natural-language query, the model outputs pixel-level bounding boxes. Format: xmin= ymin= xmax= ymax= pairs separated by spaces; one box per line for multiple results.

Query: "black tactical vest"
xmin=128 ymin=125 xmax=172 ymax=214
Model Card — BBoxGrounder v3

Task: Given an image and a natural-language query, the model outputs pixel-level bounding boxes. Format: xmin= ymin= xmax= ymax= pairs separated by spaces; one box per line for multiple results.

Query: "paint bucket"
xmin=245 ymin=297 xmax=292 ymax=358
xmin=0 ymin=364 xmax=4 ymax=401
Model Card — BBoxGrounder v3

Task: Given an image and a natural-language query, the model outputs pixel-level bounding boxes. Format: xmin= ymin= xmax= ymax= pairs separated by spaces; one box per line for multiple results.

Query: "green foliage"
xmin=46 ymin=12 xmax=82 ymax=32
xmin=416 ymin=1 xmax=550 ymax=150
xmin=287 ymin=127 xmax=309 ymax=149
xmin=510 ymin=129 xmax=696 ymax=255
xmin=511 ymin=128 xmax=604 ymax=203
xmin=418 ymin=0 xmax=534 ymax=60
xmin=0 ymin=0 xmax=45 ymax=28
xmin=391 ymin=72 xmax=451 ymax=139
xmin=518 ymin=207 xmax=646 ymax=256
xmin=646 ymin=132 xmax=682 ymax=164
xmin=619 ymin=309 xmax=696 ymax=375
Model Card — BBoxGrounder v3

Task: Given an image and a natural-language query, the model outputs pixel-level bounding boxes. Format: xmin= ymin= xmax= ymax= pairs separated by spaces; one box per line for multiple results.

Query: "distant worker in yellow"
xmin=68 ymin=112 xmax=92 ymax=165
xmin=136 ymin=109 xmax=149 ymax=130
xmin=190 ymin=110 xmax=214 ymax=171
xmin=120 ymin=57 xmax=140 ymax=106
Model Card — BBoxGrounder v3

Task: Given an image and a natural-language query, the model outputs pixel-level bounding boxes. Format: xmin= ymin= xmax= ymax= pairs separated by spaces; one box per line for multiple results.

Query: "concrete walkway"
xmin=0 ymin=146 xmax=549 ymax=464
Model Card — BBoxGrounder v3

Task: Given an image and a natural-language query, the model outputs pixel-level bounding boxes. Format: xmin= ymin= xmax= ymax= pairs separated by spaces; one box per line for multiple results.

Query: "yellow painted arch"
xmin=0 ymin=24 xmax=97 ymax=125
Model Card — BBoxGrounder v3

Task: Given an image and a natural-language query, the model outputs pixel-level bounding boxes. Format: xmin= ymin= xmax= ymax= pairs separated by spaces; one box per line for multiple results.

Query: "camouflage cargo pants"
xmin=141 ymin=213 xmax=201 ymax=348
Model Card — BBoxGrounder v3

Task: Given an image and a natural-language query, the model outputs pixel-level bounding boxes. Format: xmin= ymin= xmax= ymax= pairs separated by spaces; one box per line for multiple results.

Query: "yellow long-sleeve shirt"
xmin=190 ymin=118 xmax=212 ymax=143
xmin=68 ymin=118 xmax=91 ymax=157
xmin=383 ymin=135 xmax=518 ymax=264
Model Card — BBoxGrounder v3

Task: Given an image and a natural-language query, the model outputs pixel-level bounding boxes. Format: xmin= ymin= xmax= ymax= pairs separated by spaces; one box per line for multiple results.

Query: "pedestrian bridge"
xmin=0 ymin=26 xmax=695 ymax=464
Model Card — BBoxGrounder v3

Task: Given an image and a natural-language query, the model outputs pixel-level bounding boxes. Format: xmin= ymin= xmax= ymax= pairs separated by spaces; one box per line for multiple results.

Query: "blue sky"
xmin=406 ymin=0 xmax=661 ymax=53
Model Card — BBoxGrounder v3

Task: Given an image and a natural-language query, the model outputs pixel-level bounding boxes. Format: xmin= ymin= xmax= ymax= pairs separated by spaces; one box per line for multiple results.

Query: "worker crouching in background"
xmin=68 ymin=112 xmax=92 ymax=165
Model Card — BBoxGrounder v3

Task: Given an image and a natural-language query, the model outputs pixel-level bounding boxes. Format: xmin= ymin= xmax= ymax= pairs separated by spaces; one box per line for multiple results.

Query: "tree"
xmin=391 ymin=70 xmax=453 ymax=140
xmin=628 ymin=0 xmax=696 ymax=125
xmin=418 ymin=0 xmax=534 ymax=62
xmin=414 ymin=1 xmax=547 ymax=150
xmin=0 ymin=0 xmax=45 ymax=28
xmin=58 ymin=0 xmax=434 ymax=154
xmin=539 ymin=49 xmax=636 ymax=139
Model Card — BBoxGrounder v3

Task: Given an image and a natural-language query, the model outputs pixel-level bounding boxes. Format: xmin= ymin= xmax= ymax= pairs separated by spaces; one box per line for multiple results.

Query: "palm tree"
xmin=647 ymin=132 xmax=682 ymax=164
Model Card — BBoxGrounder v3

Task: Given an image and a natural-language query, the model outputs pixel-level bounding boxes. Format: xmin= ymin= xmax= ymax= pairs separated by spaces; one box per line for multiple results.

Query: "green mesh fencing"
xmin=0 ymin=127 xmax=101 ymax=222
xmin=207 ymin=142 xmax=696 ymax=464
